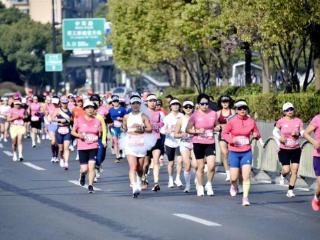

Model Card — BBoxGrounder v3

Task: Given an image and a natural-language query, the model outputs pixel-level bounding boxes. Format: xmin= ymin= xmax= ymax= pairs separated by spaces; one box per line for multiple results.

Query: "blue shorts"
xmin=110 ymin=126 xmax=121 ymax=138
xmin=56 ymin=132 xmax=72 ymax=144
xmin=228 ymin=150 xmax=252 ymax=168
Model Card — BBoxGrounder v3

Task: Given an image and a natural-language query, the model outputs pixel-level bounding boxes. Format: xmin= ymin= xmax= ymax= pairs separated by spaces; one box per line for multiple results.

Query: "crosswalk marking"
xmin=22 ymin=162 xmax=46 ymax=171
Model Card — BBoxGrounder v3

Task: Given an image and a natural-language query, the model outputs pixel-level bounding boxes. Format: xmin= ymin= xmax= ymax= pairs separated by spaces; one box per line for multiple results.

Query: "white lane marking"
xmin=68 ymin=180 xmax=101 ymax=191
xmin=22 ymin=162 xmax=46 ymax=171
xmin=0 ymin=143 xmax=3 ymax=148
xmin=173 ymin=213 xmax=222 ymax=227
xmin=3 ymin=151 xmax=13 ymax=156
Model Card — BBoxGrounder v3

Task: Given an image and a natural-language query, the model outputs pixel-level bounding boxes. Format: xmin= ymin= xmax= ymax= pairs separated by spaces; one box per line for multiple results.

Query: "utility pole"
xmin=90 ymin=0 xmax=95 ymax=93
xmin=51 ymin=0 xmax=57 ymax=93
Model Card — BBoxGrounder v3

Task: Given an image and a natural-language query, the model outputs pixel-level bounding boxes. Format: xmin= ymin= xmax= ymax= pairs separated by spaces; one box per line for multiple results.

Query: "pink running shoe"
xmin=311 ymin=197 xmax=320 ymax=212
xmin=242 ymin=197 xmax=250 ymax=206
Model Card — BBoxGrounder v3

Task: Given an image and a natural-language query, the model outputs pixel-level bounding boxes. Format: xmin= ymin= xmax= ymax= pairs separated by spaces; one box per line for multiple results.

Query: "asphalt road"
xmin=0 ymin=139 xmax=319 ymax=240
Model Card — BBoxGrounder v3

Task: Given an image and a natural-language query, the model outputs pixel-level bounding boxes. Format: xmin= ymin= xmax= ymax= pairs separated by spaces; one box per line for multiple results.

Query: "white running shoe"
xmin=111 ymin=148 xmax=115 ymax=155
xmin=230 ymin=185 xmax=238 ymax=197
xmin=69 ymin=145 xmax=75 ymax=152
xmin=59 ymin=158 xmax=64 ymax=167
xmin=12 ymin=153 xmax=18 ymax=162
xmin=184 ymin=184 xmax=191 ymax=193
xmin=4 ymin=138 xmax=8 ymax=142
xmin=51 ymin=157 xmax=55 ymax=163
xmin=168 ymin=178 xmax=174 ymax=188
xmin=197 ymin=185 xmax=204 ymax=197
xmin=205 ymin=182 xmax=214 ymax=196
xmin=279 ymin=174 xmax=285 ymax=185
xmin=286 ymin=190 xmax=295 ymax=198
xmin=225 ymin=170 xmax=230 ymax=182
xmin=174 ymin=178 xmax=183 ymax=187
xmin=37 ymin=135 xmax=41 ymax=144
xmin=64 ymin=162 xmax=69 ymax=170
xmin=41 ymin=135 xmax=45 ymax=140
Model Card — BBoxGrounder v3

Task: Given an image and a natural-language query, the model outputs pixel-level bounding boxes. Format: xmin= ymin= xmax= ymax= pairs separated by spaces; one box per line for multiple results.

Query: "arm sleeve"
xmin=273 ymin=127 xmax=281 ymax=140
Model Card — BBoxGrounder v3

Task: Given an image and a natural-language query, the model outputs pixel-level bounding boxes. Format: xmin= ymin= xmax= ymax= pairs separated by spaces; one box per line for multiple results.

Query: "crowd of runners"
xmin=0 ymin=91 xmax=319 ymax=210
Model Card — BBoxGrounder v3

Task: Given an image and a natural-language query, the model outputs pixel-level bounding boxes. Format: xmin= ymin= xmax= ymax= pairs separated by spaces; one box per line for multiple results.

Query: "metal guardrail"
xmin=214 ymin=135 xmax=316 ymax=187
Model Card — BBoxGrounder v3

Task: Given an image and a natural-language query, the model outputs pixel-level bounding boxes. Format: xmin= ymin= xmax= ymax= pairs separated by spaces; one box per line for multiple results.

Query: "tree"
xmin=109 ymin=0 xmax=232 ymax=93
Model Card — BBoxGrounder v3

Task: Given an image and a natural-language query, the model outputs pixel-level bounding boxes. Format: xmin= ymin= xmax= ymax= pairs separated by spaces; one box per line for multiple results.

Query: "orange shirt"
xmin=72 ymin=107 xmax=85 ymax=120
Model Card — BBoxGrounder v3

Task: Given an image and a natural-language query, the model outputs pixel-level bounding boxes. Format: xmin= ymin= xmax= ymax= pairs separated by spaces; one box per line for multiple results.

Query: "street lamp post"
xmin=51 ymin=0 xmax=57 ymax=93
xmin=90 ymin=0 xmax=95 ymax=93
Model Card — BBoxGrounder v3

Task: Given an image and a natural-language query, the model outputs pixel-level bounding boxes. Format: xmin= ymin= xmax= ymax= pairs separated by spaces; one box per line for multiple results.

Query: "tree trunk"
xmin=261 ymin=52 xmax=270 ymax=93
xmin=243 ymin=42 xmax=252 ymax=85
xmin=309 ymin=23 xmax=320 ymax=92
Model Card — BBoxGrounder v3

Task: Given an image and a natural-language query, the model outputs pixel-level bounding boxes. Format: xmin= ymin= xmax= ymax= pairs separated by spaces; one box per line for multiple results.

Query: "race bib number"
xmin=199 ymin=130 xmax=214 ymax=139
xmin=13 ymin=119 xmax=24 ymax=125
xmin=113 ymin=120 xmax=122 ymax=128
xmin=233 ymin=136 xmax=250 ymax=146
xmin=285 ymin=138 xmax=299 ymax=147
xmin=152 ymin=124 xmax=159 ymax=132
xmin=84 ymin=134 xmax=98 ymax=143
xmin=58 ymin=126 xmax=70 ymax=135
xmin=128 ymin=134 xmax=145 ymax=147
xmin=31 ymin=116 xmax=39 ymax=121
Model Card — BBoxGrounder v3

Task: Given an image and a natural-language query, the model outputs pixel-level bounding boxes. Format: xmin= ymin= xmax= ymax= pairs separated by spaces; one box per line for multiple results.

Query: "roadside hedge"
xmin=162 ymin=92 xmax=320 ymax=123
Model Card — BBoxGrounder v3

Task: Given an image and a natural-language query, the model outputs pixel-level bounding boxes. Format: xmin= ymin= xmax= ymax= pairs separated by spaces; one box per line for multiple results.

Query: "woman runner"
xmin=163 ymin=99 xmax=184 ymax=188
xmin=7 ymin=98 xmax=27 ymax=161
xmin=216 ymin=96 xmax=235 ymax=182
xmin=222 ymin=100 xmax=261 ymax=206
xmin=72 ymin=100 xmax=101 ymax=193
xmin=46 ymin=97 xmax=60 ymax=163
xmin=29 ymin=96 xmax=42 ymax=148
xmin=187 ymin=93 xmax=219 ymax=197
xmin=54 ymin=96 xmax=73 ymax=170
xmin=303 ymin=113 xmax=320 ymax=211
xmin=175 ymin=100 xmax=196 ymax=193
xmin=0 ymin=97 xmax=10 ymax=142
xmin=122 ymin=95 xmax=153 ymax=197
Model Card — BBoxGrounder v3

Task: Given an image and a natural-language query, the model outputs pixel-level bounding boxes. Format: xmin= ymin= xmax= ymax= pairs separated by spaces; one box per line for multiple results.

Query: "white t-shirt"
xmin=163 ymin=112 xmax=184 ymax=148
xmin=0 ymin=105 xmax=10 ymax=118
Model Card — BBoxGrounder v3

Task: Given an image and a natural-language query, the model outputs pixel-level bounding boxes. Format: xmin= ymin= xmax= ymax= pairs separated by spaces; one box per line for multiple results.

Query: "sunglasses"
xmin=171 ymin=103 xmax=180 ymax=106
xmin=284 ymin=107 xmax=294 ymax=112
xmin=237 ymin=106 xmax=248 ymax=111
xmin=184 ymin=105 xmax=194 ymax=109
xmin=199 ymin=102 xmax=209 ymax=106
xmin=148 ymin=99 xmax=157 ymax=102
xmin=112 ymin=100 xmax=119 ymax=103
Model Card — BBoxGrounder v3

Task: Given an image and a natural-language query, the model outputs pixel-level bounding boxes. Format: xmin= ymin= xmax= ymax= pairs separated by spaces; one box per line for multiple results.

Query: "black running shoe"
xmin=88 ymin=185 xmax=94 ymax=194
xmin=114 ymin=157 xmax=121 ymax=163
xmin=152 ymin=183 xmax=160 ymax=192
xmin=79 ymin=173 xmax=86 ymax=186
xmin=19 ymin=157 xmax=24 ymax=162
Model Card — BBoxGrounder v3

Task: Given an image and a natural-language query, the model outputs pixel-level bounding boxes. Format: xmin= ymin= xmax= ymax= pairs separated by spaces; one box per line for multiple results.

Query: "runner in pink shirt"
xmin=304 ymin=114 xmax=320 ymax=211
xmin=273 ymin=102 xmax=304 ymax=198
xmin=72 ymin=100 xmax=101 ymax=193
xmin=46 ymin=97 xmax=60 ymax=163
xmin=222 ymin=100 xmax=261 ymax=206
xmin=7 ymin=99 xmax=27 ymax=161
xmin=187 ymin=93 xmax=219 ymax=197
xmin=143 ymin=94 xmax=164 ymax=191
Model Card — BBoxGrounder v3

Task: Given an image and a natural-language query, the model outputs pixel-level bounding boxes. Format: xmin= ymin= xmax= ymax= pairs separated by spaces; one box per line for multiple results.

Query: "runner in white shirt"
xmin=0 ymin=97 xmax=11 ymax=142
xmin=163 ymin=99 xmax=184 ymax=188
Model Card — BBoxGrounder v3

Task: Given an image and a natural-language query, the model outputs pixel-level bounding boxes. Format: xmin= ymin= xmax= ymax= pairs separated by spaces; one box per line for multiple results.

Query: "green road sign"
xmin=62 ymin=18 xmax=106 ymax=50
xmin=45 ymin=54 xmax=63 ymax=72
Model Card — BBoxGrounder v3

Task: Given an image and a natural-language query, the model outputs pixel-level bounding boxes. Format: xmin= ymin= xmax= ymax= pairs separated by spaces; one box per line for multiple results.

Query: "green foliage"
xmin=207 ymin=84 xmax=262 ymax=97
xmin=236 ymin=93 xmax=320 ymax=122
xmin=163 ymin=87 xmax=196 ymax=96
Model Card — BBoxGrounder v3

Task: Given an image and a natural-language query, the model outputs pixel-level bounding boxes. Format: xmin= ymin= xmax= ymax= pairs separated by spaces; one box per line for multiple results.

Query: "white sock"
xmin=184 ymin=171 xmax=191 ymax=186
